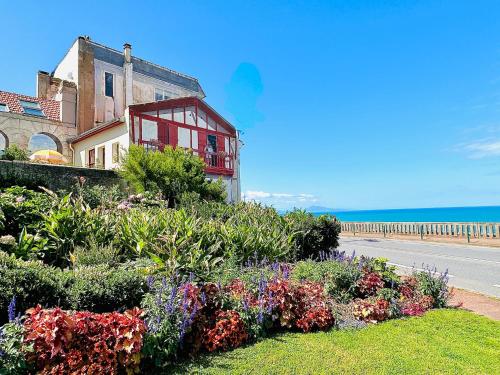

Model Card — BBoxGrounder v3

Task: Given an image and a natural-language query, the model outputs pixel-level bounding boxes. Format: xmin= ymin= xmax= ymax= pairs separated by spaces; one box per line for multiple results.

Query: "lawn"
xmin=172 ymin=309 xmax=500 ymax=374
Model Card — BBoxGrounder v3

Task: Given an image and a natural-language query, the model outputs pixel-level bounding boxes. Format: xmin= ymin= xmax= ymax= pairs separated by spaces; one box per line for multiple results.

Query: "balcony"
xmin=130 ymin=97 xmax=237 ymax=177
xmin=138 ymin=139 xmax=235 ymax=176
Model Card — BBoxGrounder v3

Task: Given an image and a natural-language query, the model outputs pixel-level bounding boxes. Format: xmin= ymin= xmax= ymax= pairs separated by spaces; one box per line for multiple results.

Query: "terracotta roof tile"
xmin=0 ymin=90 xmax=60 ymax=121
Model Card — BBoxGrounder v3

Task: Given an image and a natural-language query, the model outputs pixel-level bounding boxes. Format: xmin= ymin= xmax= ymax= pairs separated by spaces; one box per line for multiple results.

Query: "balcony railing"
xmin=138 ymin=139 xmax=234 ymax=175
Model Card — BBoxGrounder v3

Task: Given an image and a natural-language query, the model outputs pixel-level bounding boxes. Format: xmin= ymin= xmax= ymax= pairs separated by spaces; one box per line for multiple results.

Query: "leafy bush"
xmin=414 ymin=267 xmax=450 ymax=308
xmin=356 ymin=272 xmax=384 ymax=297
xmin=65 ymin=263 xmax=147 ymax=313
xmin=291 ymin=260 xmax=362 ymax=302
xmin=0 ymin=252 xmax=65 ymax=324
xmin=0 ymin=186 xmax=52 ymax=237
xmin=202 ymin=310 xmax=248 ymax=352
xmin=352 ymin=299 xmax=390 ymax=323
xmin=71 ymin=179 xmax=124 ymax=209
xmin=284 ymin=210 xmax=341 ymax=260
xmin=69 ymin=241 xmax=122 ymax=267
xmin=119 ymin=145 xmax=226 ymax=206
xmin=1 ymin=145 xmax=29 ymax=161
xmin=35 ymin=194 xmax=118 ymax=266
xmin=24 ymin=306 xmax=146 ymax=374
xmin=0 ymin=322 xmax=33 ymax=374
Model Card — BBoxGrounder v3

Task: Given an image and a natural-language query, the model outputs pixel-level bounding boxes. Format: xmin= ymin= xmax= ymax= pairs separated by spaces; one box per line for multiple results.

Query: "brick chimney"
xmin=123 ymin=43 xmax=133 ymax=107
xmin=36 ymin=71 xmax=51 ymax=99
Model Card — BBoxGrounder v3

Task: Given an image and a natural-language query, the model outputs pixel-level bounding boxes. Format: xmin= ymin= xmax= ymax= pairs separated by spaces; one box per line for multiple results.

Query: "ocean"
xmin=313 ymin=206 xmax=500 ymax=223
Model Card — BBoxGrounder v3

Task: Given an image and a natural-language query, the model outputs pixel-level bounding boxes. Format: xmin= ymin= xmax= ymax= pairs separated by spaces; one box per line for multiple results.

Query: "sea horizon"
xmin=310 ymin=205 xmax=500 ymax=223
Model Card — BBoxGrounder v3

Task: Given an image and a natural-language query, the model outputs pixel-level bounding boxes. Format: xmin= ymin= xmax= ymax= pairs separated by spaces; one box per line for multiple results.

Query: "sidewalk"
xmin=341 ymin=232 xmax=500 ymax=248
xmin=449 ymin=288 xmax=500 ymax=321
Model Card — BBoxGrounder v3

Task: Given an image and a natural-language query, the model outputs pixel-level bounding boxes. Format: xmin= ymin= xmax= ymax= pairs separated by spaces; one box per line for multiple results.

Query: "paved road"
xmin=338 ymin=236 xmax=500 ymax=298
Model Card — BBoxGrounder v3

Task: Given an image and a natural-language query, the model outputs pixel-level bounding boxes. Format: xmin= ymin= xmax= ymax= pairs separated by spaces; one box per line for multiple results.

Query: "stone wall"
xmin=0 ymin=112 xmax=76 ymax=159
xmin=0 ymin=160 xmax=122 ymax=191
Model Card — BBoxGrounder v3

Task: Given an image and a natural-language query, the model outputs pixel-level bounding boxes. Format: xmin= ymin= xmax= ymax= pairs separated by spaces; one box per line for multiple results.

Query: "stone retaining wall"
xmin=0 ymin=160 xmax=122 ymax=191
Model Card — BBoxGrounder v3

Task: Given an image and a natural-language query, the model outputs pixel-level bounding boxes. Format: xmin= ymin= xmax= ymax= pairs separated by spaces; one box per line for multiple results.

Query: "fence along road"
xmin=338 ymin=236 xmax=500 ymax=298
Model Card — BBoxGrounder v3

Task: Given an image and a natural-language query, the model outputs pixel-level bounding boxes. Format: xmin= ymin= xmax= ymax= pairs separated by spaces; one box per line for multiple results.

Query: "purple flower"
xmin=146 ymin=275 xmax=155 ymax=289
xmin=201 ymin=291 xmax=206 ymax=306
xmin=8 ymin=296 xmax=16 ymax=322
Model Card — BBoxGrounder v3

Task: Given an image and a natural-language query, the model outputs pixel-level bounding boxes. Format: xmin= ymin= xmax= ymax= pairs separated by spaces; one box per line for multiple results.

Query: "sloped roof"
xmin=68 ymin=118 xmax=124 ymax=144
xmin=86 ymin=39 xmax=205 ymax=96
xmin=0 ymin=90 xmax=60 ymax=121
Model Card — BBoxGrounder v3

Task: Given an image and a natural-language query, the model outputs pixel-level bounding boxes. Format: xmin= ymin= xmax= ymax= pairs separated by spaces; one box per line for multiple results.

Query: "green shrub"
xmin=284 ymin=210 xmax=341 ymax=260
xmin=0 ymin=322 xmax=34 ymax=374
xmin=359 ymin=257 xmax=399 ymax=286
xmin=65 ymin=263 xmax=147 ymax=313
xmin=415 ymin=268 xmax=450 ymax=308
xmin=70 ymin=241 xmax=122 ymax=267
xmin=119 ymin=145 xmax=226 ymax=206
xmin=0 ymin=145 xmax=29 ymax=161
xmin=291 ymin=260 xmax=362 ymax=302
xmin=0 ymin=186 xmax=52 ymax=237
xmin=35 ymin=194 xmax=118 ymax=266
xmin=71 ymin=181 xmax=124 ymax=209
xmin=0 ymin=252 xmax=65 ymax=324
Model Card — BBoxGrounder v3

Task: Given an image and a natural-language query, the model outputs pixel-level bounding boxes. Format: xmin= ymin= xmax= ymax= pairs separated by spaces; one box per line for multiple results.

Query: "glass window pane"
xmin=141 ymin=119 xmax=158 ymax=141
xmin=197 ymin=109 xmax=207 ymax=128
xmin=185 ymin=106 xmax=196 ymax=126
xmin=0 ymin=133 xmax=6 ymax=150
xmin=24 ymin=108 xmax=45 ymax=117
xmin=19 ymin=100 xmax=40 ymax=109
xmin=191 ymin=130 xmax=198 ymax=150
xmin=178 ymin=127 xmax=190 ymax=148
xmin=0 ymin=103 xmax=8 ymax=112
xmin=208 ymin=116 xmax=217 ymax=131
xmin=105 ymin=72 xmax=114 ymax=97
xmin=173 ymin=107 xmax=184 ymax=123
xmin=155 ymin=89 xmax=163 ymax=101
xmin=159 ymin=109 xmax=172 ymax=120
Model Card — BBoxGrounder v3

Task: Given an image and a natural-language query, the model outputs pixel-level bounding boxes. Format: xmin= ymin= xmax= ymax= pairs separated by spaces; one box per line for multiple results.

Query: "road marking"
xmin=387 ymin=262 xmax=455 ymax=277
xmin=343 ymin=241 xmax=500 ymax=265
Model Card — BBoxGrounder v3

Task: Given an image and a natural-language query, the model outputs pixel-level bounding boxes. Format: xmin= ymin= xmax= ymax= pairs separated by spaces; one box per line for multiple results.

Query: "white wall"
xmin=73 ymin=122 xmax=129 ymax=169
xmin=53 ymin=39 xmax=79 ymax=84
xmin=94 ymin=60 xmax=125 ymax=122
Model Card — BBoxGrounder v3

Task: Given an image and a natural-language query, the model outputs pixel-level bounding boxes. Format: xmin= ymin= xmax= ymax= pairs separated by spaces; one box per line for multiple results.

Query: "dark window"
xmin=206 ymin=134 xmax=218 ymax=167
xmin=20 ymin=100 xmax=44 ymax=117
xmin=105 ymin=72 xmax=114 ymax=97
xmin=88 ymin=149 xmax=95 ymax=168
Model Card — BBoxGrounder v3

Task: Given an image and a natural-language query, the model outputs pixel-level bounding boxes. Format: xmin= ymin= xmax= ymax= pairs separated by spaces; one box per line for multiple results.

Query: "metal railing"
xmin=341 ymin=221 xmax=500 ymax=242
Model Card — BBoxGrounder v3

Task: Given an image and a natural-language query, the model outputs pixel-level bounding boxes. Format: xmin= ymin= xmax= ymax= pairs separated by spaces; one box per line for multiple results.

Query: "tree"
xmin=119 ymin=145 xmax=226 ymax=206
xmin=1 ymin=145 xmax=29 ymax=161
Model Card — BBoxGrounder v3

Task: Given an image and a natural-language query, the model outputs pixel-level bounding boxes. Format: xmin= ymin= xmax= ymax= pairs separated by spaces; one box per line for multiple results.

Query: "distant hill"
xmin=307 ymin=206 xmax=350 ymax=213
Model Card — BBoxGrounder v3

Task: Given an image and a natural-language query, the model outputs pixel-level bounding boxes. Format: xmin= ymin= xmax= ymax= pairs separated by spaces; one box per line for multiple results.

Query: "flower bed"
xmin=1 ymin=254 xmax=450 ymax=374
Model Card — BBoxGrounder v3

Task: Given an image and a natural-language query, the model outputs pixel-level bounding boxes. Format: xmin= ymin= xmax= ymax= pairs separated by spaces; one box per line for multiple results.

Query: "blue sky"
xmin=2 ymin=1 xmax=500 ymax=210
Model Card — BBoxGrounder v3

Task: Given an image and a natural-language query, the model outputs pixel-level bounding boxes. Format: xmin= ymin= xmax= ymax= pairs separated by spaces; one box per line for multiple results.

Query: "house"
xmin=0 ymin=36 xmax=241 ymax=202
xmin=0 ymin=81 xmax=77 ymax=159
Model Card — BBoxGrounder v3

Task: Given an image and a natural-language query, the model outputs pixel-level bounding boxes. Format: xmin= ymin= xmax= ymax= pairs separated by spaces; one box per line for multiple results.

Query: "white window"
xmin=154 ymin=88 xmax=169 ymax=101
xmin=0 ymin=103 xmax=9 ymax=112
xmin=20 ymin=100 xmax=44 ymax=117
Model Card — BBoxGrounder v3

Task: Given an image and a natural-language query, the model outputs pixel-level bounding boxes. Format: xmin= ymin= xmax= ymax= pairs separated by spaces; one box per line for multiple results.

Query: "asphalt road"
xmin=338 ymin=236 xmax=500 ymax=298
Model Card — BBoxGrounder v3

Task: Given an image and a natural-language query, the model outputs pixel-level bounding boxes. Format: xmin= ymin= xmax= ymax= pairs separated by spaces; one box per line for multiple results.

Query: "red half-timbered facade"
xmin=129 ymin=97 xmax=237 ymax=176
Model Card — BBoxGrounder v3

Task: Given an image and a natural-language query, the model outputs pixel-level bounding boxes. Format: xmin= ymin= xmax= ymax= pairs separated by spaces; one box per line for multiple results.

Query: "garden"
xmin=0 ymin=146 xmax=469 ymax=374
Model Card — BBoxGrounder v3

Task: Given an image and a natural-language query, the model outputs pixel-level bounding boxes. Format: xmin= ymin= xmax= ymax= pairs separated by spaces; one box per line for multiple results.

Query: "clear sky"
xmin=2 ymin=1 xmax=500 ymax=210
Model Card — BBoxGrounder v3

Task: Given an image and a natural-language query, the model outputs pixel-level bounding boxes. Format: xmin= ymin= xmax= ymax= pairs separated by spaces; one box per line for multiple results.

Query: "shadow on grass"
xmin=167 ymin=331 xmax=291 ymax=374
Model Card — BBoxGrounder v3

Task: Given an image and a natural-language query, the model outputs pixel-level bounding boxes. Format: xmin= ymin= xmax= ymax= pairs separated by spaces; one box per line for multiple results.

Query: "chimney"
xmin=123 ymin=43 xmax=132 ymax=63
xmin=36 ymin=71 xmax=51 ymax=99
xmin=123 ymin=43 xmax=133 ymax=107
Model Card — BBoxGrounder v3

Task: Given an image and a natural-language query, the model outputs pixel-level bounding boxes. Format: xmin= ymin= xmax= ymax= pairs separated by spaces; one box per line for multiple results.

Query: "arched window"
xmin=28 ymin=133 xmax=62 ymax=154
xmin=0 ymin=131 xmax=8 ymax=154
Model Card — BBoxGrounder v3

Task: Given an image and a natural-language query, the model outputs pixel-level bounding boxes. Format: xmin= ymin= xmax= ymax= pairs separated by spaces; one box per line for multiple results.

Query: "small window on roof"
xmin=20 ymin=100 xmax=45 ymax=117
xmin=105 ymin=72 xmax=114 ymax=97
xmin=0 ymin=103 xmax=9 ymax=112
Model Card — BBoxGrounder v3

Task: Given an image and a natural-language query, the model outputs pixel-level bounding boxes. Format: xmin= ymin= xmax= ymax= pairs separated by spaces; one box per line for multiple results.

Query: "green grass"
xmin=172 ymin=309 xmax=500 ymax=374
